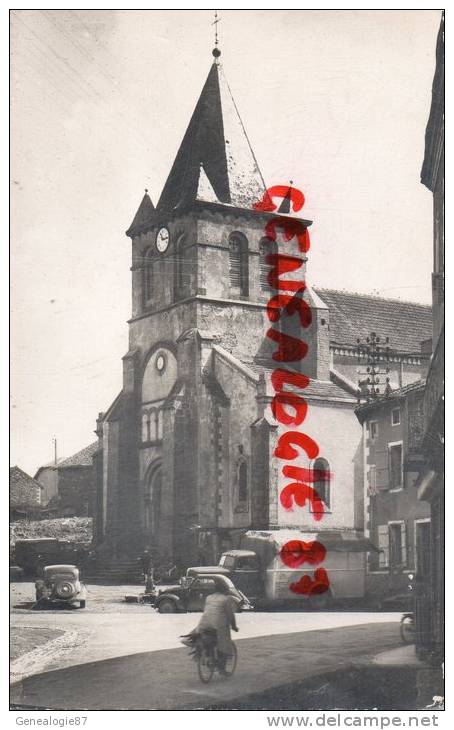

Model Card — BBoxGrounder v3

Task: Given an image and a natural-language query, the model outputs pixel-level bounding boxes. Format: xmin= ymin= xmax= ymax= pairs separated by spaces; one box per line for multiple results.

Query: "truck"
xmin=187 ymin=529 xmax=378 ymax=608
xmin=13 ymin=538 xmax=89 ymax=577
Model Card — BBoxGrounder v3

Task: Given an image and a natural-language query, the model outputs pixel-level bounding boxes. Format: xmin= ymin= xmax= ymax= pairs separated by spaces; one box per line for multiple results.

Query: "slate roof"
xmin=240 ymin=360 xmax=354 ymax=402
xmin=355 ymin=378 xmax=426 ymax=421
xmin=157 ymin=61 xmax=266 ymax=214
xmin=10 ymin=466 xmax=43 ymax=491
xmin=314 ymin=288 xmax=432 ymax=354
xmin=126 ymin=192 xmax=155 ymax=238
xmin=59 ymin=442 xmax=99 ymax=469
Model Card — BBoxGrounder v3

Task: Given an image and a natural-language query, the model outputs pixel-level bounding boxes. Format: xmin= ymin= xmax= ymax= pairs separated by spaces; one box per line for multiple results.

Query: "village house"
xmin=35 ymin=442 xmax=99 ymax=517
xmin=10 ymin=466 xmax=43 ymax=520
xmin=355 ymin=381 xmax=430 ymax=604
xmin=92 ymin=49 xmax=432 ymax=573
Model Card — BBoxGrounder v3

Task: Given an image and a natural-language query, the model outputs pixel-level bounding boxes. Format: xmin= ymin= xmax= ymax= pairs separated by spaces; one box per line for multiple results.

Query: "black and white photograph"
xmin=9 ymin=7 xmax=445 ymax=717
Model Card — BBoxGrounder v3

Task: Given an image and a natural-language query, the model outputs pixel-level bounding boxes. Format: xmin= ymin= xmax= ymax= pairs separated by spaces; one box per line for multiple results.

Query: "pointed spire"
xmin=277 ymin=182 xmax=294 ymax=215
xmin=157 ymin=61 xmax=266 ymax=212
xmin=126 ymin=189 xmax=155 ymax=237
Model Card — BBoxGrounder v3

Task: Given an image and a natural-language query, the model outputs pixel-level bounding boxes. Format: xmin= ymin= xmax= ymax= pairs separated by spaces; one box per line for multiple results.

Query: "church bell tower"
xmin=97 ymin=46 xmax=313 ymax=563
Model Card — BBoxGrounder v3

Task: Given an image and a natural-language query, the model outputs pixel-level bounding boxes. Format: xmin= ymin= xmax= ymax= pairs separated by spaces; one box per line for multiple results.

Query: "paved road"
xmin=11 ymin=582 xmax=401 ymax=681
xmin=10 ymin=622 xmax=402 ymax=710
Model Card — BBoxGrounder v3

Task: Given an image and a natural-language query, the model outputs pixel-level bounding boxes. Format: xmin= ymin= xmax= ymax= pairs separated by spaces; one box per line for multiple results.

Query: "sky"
xmin=10 ymin=9 xmax=441 ymax=474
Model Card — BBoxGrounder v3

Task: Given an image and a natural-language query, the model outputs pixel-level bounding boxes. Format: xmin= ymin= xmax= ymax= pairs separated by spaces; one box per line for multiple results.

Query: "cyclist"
xmin=195 ymin=578 xmax=239 ymax=674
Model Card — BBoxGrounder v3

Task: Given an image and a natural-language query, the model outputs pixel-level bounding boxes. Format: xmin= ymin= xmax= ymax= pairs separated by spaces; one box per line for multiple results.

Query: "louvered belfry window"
xmin=229 ymin=232 xmax=248 ymax=296
xmin=144 ymin=248 xmax=154 ymax=303
xmin=259 ymin=237 xmax=277 ymax=292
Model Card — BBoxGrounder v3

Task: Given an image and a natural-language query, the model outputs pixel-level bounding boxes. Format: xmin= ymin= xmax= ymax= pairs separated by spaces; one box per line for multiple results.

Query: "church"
xmin=92 ymin=48 xmax=432 ymax=568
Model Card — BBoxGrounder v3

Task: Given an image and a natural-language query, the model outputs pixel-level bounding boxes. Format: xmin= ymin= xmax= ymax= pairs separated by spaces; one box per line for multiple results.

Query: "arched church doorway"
xmin=144 ymin=461 xmax=162 ymax=550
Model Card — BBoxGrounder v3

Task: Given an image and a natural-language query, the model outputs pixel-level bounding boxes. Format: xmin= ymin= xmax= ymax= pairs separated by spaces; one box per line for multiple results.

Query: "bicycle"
xmin=197 ymin=630 xmax=238 ymax=683
xmin=400 ymin=612 xmax=415 ymax=644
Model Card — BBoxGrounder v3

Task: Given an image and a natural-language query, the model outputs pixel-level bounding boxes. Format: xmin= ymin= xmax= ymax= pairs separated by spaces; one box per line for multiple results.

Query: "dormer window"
xmin=229 ymin=232 xmax=249 ymax=297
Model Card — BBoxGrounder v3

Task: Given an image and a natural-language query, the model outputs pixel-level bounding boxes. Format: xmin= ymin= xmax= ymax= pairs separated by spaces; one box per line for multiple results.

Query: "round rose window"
xmin=155 ymin=353 xmax=166 ymax=374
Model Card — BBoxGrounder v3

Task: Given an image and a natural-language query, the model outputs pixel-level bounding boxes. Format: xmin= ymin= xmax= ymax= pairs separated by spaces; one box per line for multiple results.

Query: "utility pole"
xmin=52 ymin=436 xmax=59 ymax=499
xmin=356 ymin=333 xmax=392 ymax=403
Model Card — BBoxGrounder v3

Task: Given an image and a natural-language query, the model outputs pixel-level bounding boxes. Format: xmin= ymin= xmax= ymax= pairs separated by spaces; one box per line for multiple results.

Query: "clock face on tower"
xmin=156 ymin=227 xmax=170 ymax=253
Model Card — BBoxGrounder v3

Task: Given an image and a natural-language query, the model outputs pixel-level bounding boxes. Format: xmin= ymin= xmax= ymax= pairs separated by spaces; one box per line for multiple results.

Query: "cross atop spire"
xmin=212 ymin=10 xmax=221 ymax=61
xmin=213 ymin=10 xmax=220 ymax=47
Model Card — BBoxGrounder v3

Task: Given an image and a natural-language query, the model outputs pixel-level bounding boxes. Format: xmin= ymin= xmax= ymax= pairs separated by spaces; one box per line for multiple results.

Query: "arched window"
xmin=156 ymin=409 xmax=163 ymax=440
xmin=259 ymin=237 xmax=277 ymax=292
xmin=144 ymin=248 xmax=155 ymax=303
xmin=144 ymin=464 xmax=162 ymax=539
xmin=148 ymin=408 xmax=157 ymax=441
xmin=313 ymin=457 xmax=330 ymax=510
xmin=142 ymin=412 xmax=150 ymax=442
xmin=229 ymin=232 xmax=249 ymax=296
xmin=174 ymin=234 xmax=188 ymax=299
xmin=238 ymin=460 xmax=248 ymax=504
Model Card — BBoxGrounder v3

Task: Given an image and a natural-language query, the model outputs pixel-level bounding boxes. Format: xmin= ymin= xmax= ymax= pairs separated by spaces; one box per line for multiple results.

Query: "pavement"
xmin=11 ymin=621 xmax=402 ymax=711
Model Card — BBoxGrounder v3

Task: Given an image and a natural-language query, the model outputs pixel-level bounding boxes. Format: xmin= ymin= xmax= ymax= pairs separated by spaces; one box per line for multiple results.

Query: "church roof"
xmin=314 ymin=288 xmax=432 ymax=355
xmin=157 ymin=61 xmax=266 ymax=213
xmin=126 ymin=191 xmax=155 ymax=238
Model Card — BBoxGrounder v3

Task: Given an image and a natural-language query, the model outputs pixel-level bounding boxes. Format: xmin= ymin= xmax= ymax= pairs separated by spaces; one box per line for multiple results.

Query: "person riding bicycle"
xmin=195 ymin=578 xmax=239 ymax=675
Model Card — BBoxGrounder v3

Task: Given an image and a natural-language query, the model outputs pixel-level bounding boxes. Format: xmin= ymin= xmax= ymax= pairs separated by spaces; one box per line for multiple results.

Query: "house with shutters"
xmin=355 ymin=381 xmax=431 ymax=602
xmin=92 ymin=47 xmax=433 ymax=573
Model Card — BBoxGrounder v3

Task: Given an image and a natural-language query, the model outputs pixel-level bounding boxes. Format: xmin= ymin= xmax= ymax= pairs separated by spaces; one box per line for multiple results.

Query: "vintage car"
xmin=35 ymin=564 xmax=87 ymax=609
xmin=151 ymin=572 xmax=253 ymax=614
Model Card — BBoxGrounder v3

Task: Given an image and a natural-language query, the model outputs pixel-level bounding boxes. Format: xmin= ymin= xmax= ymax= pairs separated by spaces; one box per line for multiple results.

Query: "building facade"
xmin=35 ymin=442 xmax=98 ymax=517
xmin=416 ymin=13 xmax=444 ymax=659
xmin=93 ymin=51 xmax=432 ymax=571
xmin=356 ymin=382 xmax=430 ymax=603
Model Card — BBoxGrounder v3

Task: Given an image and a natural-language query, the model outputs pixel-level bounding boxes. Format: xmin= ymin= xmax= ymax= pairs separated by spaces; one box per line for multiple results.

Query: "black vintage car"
xmin=152 ymin=572 xmax=253 ymax=614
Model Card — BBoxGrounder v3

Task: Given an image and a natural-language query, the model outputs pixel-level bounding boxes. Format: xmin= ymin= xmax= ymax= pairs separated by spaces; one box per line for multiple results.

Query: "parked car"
xmin=35 ymin=564 xmax=87 ymax=609
xmin=151 ymin=572 xmax=253 ymax=614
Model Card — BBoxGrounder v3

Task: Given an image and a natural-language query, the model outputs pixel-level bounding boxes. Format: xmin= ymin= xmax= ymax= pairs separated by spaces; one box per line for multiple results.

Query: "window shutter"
xmin=375 ymin=448 xmax=390 ymax=489
xmin=378 ymin=525 xmax=389 ymax=567
xmin=229 ymin=240 xmax=241 ymax=288
xmin=401 ymin=522 xmax=407 ymax=566
xmin=259 ymin=242 xmax=271 ymax=291
xmin=368 ymin=465 xmax=377 ymax=496
xmin=389 ymin=444 xmax=403 ymax=488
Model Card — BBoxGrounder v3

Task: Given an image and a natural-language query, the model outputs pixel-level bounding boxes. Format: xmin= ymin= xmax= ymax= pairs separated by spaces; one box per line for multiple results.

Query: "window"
xmin=229 ymin=232 xmax=249 ymax=296
xmin=235 ymin=556 xmax=260 ymax=571
xmin=389 ymin=443 xmax=403 ymax=489
xmin=312 ymin=457 xmax=330 ymax=510
xmin=142 ymin=412 xmax=150 ymax=442
xmin=156 ymin=409 xmax=163 ymax=440
xmin=259 ymin=237 xmax=277 ymax=292
xmin=391 ymin=407 xmax=401 ymax=426
xmin=368 ymin=465 xmax=377 ymax=496
xmin=389 ymin=522 xmax=407 ymax=568
xmin=219 ymin=554 xmax=235 ymax=569
xmin=369 ymin=420 xmax=378 ymax=441
xmin=144 ymin=248 xmax=155 ymax=303
xmin=378 ymin=524 xmax=389 ymax=568
xmin=235 ymin=449 xmax=249 ymax=512
xmin=174 ymin=234 xmax=189 ymax=298
xmin=238 ymin=461 xmax=248 ymax=503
